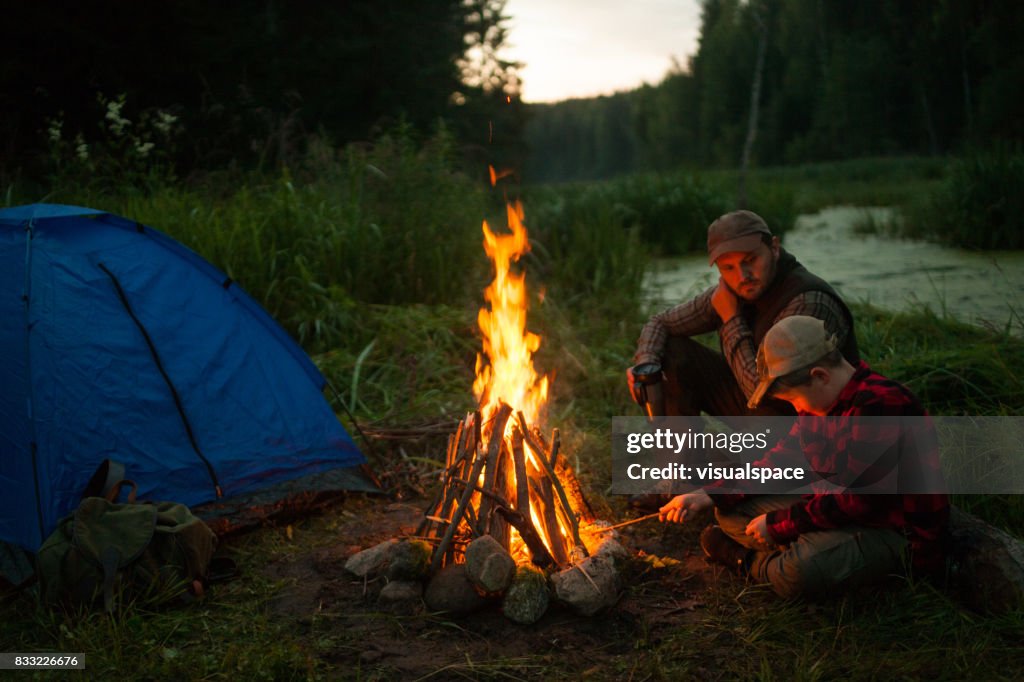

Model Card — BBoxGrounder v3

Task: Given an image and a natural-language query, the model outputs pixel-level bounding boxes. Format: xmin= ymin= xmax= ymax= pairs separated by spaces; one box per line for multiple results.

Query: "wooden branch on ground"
xmin=361 ymin=422 xmax=459 ymax=440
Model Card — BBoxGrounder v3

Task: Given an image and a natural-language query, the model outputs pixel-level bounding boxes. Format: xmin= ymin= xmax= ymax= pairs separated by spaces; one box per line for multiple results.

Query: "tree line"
xmin=524 ymin=0 xmax=1024 ymax=183
xmin=0 ymin=0 xmax=522 ymax=182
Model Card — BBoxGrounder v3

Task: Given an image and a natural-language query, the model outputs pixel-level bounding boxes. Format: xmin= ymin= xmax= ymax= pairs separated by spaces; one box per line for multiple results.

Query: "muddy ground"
xmin=260 ymin=494 xmax=731 ymax=680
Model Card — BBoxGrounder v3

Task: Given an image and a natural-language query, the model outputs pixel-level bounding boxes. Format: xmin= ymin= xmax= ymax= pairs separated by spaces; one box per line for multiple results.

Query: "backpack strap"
xmin=82 ymin=459 xmax=127 ymax=500
xmin=99 ymin=546 xmax=121 ymax=612
xmin=104 ymin=480 xmax=138 ymax=504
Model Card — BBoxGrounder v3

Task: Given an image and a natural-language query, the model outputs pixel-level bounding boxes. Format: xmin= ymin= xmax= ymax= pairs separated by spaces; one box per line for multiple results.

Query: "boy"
xmin=659 ymin=316 xmax=948 ymax=599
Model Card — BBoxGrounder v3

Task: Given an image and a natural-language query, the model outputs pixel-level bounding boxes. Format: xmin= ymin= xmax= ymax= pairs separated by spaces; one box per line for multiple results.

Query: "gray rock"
xmin=950 ymin=507 xmax=1024 ymax=614
xmin=502 ymin=564 xmax=549 ymax=625
xmin=378 ymin=580 xmax=423 ymax=604
xmin=424 ymin=564 xmax=488 ymax=615
xmin=344 ymin=538 xmax=398 ymax=578
xmin=551 ymin=554 xmax=620 ymax=616
xmin=465 ymin=535 xmax=516 ymax=594
xmin=593 ymin=537 xmax=628 ymax=563
xmin=385 ymin=539 xmax=433 ymax=581
xmin=344 ymin=538 xmax=433 ymax=581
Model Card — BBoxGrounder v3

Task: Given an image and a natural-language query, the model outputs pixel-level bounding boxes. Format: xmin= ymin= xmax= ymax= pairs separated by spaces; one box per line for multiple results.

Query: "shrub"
xmin=906 ymin=145 xmax=1024 ymax=249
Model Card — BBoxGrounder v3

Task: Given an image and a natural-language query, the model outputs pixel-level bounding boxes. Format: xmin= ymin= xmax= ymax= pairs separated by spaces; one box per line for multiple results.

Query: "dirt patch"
xmin=260 ymin=495 xmax=729 ymax=679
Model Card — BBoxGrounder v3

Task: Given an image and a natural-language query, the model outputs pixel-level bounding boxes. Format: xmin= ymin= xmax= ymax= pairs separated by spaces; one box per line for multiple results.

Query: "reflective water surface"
xmin=645 ymin=206 xmax=1024 ymax=332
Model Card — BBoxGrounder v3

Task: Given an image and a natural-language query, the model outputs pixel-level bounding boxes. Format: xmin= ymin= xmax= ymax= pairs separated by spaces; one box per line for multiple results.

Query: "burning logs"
xmin=344 ymin=405 xmax=621 ymax=624
xmin=419 ymin=405 xmax=592 ymax=571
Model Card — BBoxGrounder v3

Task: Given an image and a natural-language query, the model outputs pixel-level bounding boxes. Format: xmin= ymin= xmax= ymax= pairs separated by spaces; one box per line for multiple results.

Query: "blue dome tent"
xmin=0 ymin=204 xmax=371 ymax=552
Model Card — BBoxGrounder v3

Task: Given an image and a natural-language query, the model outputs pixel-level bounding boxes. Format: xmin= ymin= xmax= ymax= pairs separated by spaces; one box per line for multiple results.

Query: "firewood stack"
xmin=416 ymin=402 xmax=595 ymax=574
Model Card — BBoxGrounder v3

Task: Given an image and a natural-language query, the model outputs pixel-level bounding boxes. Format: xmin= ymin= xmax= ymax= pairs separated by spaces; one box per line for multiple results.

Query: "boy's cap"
xmin=707 ymin=210 xmax=772 ymax=265
xmin=747 ymin=316 xmax=837 ymax=409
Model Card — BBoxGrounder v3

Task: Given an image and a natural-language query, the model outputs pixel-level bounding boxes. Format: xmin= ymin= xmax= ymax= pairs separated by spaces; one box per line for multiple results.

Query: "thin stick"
xmin=415 ymin=428 xmax=459 ymax=537
xmin=431 ymin=404 xmax=511 ymax=574
xmin=549 ymin=428 xmax=561 ymax=467
xmin=435 ymin=417 xmax=474 ymax=524
xmin=574 ymin=563 xmax=600 ymax=593
xmin=530 ymin=474 xmax=568 ymax=566
xmin=477 ymin=409 xmax=504 ymax=536
xmin=452 ymin=478 xmax=510 ymax=508
xmin=591 ymin=512 xmax=661 ymax=533
xmin=512 ymin=427 xmax=529 ymax=516
xmin=517 ymin=412 xmax=588 ymax=558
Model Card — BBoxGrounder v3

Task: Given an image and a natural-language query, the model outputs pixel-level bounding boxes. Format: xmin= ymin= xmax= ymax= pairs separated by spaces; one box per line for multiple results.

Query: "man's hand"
xmin=711 ymin=278 xmax=740 ymax=323
xmin=745 ymin=514 xmax=771 ymax=546
xmin=659 ymin=490 xmax=713 ymax=524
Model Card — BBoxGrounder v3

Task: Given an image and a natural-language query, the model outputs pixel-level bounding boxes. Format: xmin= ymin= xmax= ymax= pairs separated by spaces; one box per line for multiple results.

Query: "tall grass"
xmin=706 ymin=155 xmax=947 ymax=214
xmin=22 ymin=128 xmax=490 ymax=354
xmin=905 ymin=145 xmax=1024 ymax=249
xmin=527 ymin=172 xmax=747 ymax=258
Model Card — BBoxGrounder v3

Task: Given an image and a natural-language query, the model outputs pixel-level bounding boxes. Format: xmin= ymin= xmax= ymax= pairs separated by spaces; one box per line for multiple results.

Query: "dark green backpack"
xmin=36 ymin=481 xmax=217 ymax=611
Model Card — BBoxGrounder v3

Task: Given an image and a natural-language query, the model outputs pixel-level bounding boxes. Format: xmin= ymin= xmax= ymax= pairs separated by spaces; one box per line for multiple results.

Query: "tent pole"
xmin=23 ymin=219 xmax=46 ymax=544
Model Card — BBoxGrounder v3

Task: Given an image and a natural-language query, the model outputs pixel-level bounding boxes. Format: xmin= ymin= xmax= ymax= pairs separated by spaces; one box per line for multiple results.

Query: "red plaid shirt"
xmin=714 ymin=362 xmax=949 ymax=573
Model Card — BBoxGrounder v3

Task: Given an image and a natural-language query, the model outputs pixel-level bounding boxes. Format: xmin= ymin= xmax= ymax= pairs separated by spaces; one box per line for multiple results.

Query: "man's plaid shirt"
xmin=634 ymin=288 xmax=852 ymax=398
xmin=714 ymin=362 xmax=949 ymax=573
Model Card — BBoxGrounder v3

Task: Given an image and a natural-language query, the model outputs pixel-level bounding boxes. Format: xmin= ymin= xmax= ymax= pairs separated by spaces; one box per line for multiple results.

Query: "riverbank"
xmin=645 ymin=206 xmax=1024 ymax=333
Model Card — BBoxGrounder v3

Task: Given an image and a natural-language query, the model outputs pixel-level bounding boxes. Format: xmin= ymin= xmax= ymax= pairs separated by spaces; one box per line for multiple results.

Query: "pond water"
xmin=644 ymin=206 xmax=1024 ymax=333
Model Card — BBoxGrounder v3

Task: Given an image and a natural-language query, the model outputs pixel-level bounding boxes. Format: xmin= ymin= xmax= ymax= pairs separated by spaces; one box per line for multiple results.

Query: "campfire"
xmin=417 ymin=186 xmax=596 ymax=572
xmin=345 ymin=169 xmax=622 ymax=623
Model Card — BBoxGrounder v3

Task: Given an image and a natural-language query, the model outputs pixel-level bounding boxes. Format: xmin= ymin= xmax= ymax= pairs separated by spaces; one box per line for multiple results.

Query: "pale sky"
xmin=503 ymin=0 xmax=704 ymax=103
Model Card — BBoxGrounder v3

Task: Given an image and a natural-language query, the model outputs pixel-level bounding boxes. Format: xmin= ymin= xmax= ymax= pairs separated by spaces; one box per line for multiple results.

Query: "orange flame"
xmin=473 ymin=169 xmax=549 ymax=427
xmin=472 ymin=167 xmax=560 ymax=563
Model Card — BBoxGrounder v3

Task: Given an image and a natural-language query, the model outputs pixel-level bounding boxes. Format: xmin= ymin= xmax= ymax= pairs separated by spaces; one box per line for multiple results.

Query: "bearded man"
xmin=628 ymin=210 xmax=860 ymax=418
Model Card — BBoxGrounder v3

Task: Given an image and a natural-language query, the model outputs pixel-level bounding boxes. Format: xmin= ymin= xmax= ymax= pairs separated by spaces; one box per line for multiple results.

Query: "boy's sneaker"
xmin=700 ymin=525 xmax=750 ymax=573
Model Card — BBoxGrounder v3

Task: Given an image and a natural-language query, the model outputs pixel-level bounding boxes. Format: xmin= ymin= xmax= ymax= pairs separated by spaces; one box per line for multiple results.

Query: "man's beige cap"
xmin=747 ymin=316 xmax=838 ymax=409
xmin=707 ymin=210 xmax=772 ymax=265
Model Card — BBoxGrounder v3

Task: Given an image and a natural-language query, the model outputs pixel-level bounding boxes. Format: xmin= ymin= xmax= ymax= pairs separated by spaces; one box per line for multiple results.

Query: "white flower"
xmin=105 ymin=98 xmax=131 ymax=136
xmin=134 ymin=141 xmax=155 ymax=158
xmin=105 ymin=99 xmax=123 ymax=120
xmin=47 ymin=119 xmax=63 ymax=144
xmin=75 ymin=134 xmax=89 ymax=161
xmin=153 ymin=111 xmax=178 ymax=135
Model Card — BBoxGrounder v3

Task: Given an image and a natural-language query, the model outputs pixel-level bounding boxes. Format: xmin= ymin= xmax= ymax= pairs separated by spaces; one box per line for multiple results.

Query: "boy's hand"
xmin=659 ymin=491 xmax=713 ymax=523
xmin=745 ymin=514 xmax=770 ymax=545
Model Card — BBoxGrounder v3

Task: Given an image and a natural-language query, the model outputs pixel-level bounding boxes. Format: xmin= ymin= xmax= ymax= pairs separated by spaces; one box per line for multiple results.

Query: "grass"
xmin=704 ymin=155 xmax=948 ymax=215
xmin=903 ymin=146 xmax=1024 ymax=250
xmin=3 ymin=146 xmax=1023 ymax=678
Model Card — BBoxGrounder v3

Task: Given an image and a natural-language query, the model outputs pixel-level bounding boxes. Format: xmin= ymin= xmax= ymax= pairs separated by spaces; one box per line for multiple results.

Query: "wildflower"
xmin=74 ymin=134 xmax=89 ymax=162
xmin=105 ymin=97 xmax=131 ymax=136
xmin=154 ymin=111 xmax=178 ymax=135
xmin=134 ymin=141 xmax=155 ymax=158
xmin=47 ymin=118 xmax=63 ymax=145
